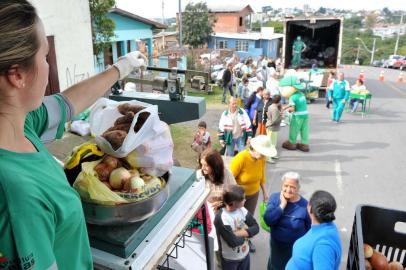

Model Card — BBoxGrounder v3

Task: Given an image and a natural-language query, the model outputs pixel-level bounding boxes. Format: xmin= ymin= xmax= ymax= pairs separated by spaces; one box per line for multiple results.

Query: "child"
xmin=191 ymin=121 xmax=211 ymax=155
xmin=266 ymin=95 xmax=282 ymax=163
xmin=237 ymin=77 xmax=250 ymax=106
xmin=214 ymin=185 xmax=259 ymax=270
xmin=326 ymin=71 xmax=335 ymax=109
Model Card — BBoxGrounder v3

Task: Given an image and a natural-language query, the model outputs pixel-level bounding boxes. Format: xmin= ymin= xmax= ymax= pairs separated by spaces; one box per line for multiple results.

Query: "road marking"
xmin=383 ymin=81 xmax=406 ymax=97
xmin=335 ymin=159 xmax=343 ymax=195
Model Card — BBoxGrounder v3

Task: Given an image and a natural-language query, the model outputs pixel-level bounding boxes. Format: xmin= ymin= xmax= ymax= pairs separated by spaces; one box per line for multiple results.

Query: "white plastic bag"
xmin=125 ymin=121 xmax=174 ymax=176
xmin=89 ymin=98 xmax=161 ymax=158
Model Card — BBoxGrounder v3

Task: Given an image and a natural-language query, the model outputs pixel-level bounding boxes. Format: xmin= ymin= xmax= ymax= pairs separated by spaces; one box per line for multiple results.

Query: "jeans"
xmin=350 ymin=98 xmax=363 ymax=112
xmin=226 ymin=136 xmax=246 ymax=156
xmin=222 ymin=83 xmax=235 ymax=103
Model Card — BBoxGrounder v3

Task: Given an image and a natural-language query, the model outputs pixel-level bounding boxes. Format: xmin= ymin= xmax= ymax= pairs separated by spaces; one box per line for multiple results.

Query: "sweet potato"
xmin=104 ymin=123 xmax=131 ymax=133
xmin=114 ymin=111 xmax=134 ymax=126
xmin=117 ymin=103 xmax=144 ymax=115
xmin=102 ymin=130 xmax=127 ymax=150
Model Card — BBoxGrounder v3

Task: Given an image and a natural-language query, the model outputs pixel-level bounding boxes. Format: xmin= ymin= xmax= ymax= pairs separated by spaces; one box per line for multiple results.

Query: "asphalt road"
xmin=251 ymin=65 xmax=406 ymax=269
xmin=46 ymin=65 xmax=406 ymax=269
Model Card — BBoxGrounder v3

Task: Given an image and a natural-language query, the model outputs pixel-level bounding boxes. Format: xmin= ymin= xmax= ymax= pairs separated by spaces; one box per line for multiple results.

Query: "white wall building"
xmin=373 ymin=24 xmax=406 ymax=39
xmin=32 ymin=0 xmax=94 ymax=92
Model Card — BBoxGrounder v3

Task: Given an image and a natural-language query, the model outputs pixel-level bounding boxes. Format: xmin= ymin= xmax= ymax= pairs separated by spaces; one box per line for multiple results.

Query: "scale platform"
xmin=87 ymin=166 xmax=196 ymax=258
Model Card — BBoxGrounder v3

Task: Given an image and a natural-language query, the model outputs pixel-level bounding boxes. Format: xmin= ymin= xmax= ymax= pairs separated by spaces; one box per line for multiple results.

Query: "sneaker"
xmin=267 ymin=158 xmax=275 ymax=164
xmin=272 ymin=156 xmax=279 ymax=159
xmin=280 ymin=122 xmax=287 ymax=127
xmin=248 ymin=240 xmax=256 ymax=253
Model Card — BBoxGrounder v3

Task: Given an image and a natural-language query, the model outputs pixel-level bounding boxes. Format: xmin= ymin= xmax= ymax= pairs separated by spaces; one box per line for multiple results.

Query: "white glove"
xmin=113 ymin=51 xmax=148 ymax=80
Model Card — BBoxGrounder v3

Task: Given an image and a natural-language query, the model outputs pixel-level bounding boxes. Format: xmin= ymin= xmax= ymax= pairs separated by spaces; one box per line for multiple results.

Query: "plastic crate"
xmin=346 ymin=205 xmax=406 ymax=269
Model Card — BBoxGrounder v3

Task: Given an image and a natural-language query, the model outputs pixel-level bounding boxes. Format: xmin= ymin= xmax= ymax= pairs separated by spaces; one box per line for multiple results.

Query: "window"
xmin=216 ymin=40 xmax=228 ymax=49
xmin=236 ymin=40 xmax=249 ymax=52
xmin=239 ymin=17 xmax=243 ymax=26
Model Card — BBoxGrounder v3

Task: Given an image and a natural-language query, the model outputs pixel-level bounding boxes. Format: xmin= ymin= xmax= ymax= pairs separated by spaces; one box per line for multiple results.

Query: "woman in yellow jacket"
xmin=230 ymin=135 xmax=275 ymax=252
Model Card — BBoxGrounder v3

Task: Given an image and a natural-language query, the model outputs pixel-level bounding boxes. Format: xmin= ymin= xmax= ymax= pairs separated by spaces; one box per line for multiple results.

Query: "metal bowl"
xmin=82 ymin=173 xmax=170 ymax=226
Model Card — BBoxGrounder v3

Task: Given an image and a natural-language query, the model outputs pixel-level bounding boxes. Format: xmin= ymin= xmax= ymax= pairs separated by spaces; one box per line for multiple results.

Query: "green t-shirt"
xmin=0 ymin=95 xmax=92 ymax=270
xmin=289 ymin=92 xmax=308 ymax=118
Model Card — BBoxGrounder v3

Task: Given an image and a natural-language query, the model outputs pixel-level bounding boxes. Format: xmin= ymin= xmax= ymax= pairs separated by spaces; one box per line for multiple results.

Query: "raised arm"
xmin=63 ymin=51 xmax=147 ymax=115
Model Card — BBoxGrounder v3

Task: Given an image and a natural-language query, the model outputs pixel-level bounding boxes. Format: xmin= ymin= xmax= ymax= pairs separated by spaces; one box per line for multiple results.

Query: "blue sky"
xmin=116 ymin=0 xmax=405 ymax=19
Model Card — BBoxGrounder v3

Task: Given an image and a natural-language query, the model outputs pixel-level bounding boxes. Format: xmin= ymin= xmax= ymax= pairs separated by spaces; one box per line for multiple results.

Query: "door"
xmin=45 ymin=36 xmax=60 ymax=95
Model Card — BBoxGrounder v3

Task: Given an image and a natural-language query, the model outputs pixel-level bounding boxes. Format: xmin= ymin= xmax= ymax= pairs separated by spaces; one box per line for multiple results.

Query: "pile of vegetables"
xmin=364 ymin=244 xmax=405 ymax=270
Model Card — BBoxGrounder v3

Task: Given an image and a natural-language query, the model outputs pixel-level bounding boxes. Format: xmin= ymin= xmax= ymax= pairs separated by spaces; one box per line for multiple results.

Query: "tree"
xmin=317 ymin=7 xmax=326 ymax=14
xmin=365 ymin=14 xmax=378 ymax=29
xmin=265 ymin=21 xmax=283 ymax=33
xmin=89 ymin=0 xmax=116 ymax=56
xmin=344 ymin=16 xmax=362 ymax=29
xmin=182 ymin=2 xmax=215 ymax=48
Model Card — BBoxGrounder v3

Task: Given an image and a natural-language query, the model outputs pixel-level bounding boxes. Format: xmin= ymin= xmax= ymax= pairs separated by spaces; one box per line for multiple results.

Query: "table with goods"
xmin=64 ymin=96 xmax=212 ymax=270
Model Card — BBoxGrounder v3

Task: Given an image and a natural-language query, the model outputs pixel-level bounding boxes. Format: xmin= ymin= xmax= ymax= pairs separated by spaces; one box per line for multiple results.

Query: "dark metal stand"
xmin=158 ymin=204 xmax=212 ymax=270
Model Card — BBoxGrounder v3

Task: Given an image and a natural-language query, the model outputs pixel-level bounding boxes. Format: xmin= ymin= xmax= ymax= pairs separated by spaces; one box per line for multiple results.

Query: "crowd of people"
xmin=192 ymin=55 xmax=370 ymax=270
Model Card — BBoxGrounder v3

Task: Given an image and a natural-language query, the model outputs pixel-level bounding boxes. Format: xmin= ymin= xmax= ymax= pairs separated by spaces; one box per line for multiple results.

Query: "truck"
xmin=282 ymin=16 xmax=344 ymax=71
xmin=281 ymin=17 xmax=344 ymax=100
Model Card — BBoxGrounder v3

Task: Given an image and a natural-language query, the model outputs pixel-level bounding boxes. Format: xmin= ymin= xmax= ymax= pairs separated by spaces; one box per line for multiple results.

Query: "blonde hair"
xmin=0 ymin=1 xmax=39 ymax=75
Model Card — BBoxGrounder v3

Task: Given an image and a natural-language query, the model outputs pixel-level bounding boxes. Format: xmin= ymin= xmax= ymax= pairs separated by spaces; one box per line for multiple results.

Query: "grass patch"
xmin=187 ymin=85 xmax=223 ymax=106
xmin=170 ymin=123 xmax=221 ymax=169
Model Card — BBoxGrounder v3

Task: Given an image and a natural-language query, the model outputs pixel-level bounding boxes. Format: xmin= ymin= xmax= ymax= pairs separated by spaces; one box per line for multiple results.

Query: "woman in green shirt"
xmin=0 ymin=1 xmax=146 ymax=269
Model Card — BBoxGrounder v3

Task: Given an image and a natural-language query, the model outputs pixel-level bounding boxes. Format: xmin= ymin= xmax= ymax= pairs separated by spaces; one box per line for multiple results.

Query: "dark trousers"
xmin=267 ymin=238 xmax=293 ymax=270
xmin=221 ymin=254 xmax=250 ymax=270
xmin=244 ymin=192 xmax=259 ymax=215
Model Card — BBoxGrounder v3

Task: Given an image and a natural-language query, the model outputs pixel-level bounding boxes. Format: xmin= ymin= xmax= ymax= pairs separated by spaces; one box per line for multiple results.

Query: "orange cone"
xmin=378 ymin=71 xmax=384 ymax=81
xmin=397 ymin=72 xmax=404 ymax=83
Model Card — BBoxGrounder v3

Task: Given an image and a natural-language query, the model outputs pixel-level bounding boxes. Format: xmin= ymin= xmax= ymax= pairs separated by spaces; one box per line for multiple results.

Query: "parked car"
xmin=392 ymin=56 xmax=406 ymax=69
xmin=371 ymin=59 xmax=384 ymax=67
xmin=382 ymin=55 xmax=403 ymax=68
xmin=200 ymin=51 xmax=220 ymax=64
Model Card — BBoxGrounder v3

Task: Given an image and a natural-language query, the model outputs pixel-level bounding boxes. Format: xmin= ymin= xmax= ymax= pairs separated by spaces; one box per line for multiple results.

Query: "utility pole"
xmin=394 ymin=13 xmax=403 ymax=55
xmin=162 ymin=0 xmax=165 ymax=26
xmin=178 ymin=0 xmax=182 ymax=48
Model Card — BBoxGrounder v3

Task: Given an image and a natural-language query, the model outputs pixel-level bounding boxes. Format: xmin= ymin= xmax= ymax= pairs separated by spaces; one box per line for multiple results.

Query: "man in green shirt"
xmin=291 ymin=36 xmax=307 ymax=68
xmin=279 ymin=76 xmax=310 ymax=152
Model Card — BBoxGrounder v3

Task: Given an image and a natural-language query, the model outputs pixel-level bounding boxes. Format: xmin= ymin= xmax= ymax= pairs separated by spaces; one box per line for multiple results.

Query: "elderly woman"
xmin=264 ymin=172 xmax=311 ymax=270
xmin=230 ymin=135 xmax=275 ymax=252
xmin=286 ymin=190 xmax=342 ymax=270
xmin=199 ymin=148 xmax=236 ymax=209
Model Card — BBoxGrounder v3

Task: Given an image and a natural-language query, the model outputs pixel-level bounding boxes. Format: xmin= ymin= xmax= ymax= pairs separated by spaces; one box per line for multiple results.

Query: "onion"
xmin=370 ymin=250 xmax=389 ymax=270
xmin=130 ymin=176 xmax=145 ymax=193
xmin=364 ymin=244 xmax=374 ymax=259
xmin=388 ymin=261 xmax=404 ymax=270
xmin=109 ymin=167 xmax=131 ymax=190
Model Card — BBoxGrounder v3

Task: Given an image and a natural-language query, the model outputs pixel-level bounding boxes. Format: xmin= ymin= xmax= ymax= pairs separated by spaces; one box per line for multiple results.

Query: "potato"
xmin=94 ymin=163 xmax=114 ymax=182
xmin=102 ymin=155 xmax=120 ymax=169
xmin=370 ymin=250 xmax=389 ymax=270
xmin=114 ymin=111 xmax=134 ymax=126
xmin=102 ymin=130 xmax=127 ymax=150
